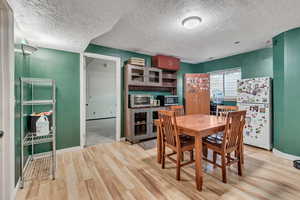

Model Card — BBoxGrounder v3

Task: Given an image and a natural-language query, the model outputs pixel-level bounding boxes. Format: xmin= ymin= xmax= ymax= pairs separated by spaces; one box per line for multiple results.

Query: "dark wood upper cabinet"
xmin=152 ymin=55 xmax=180 ymax=71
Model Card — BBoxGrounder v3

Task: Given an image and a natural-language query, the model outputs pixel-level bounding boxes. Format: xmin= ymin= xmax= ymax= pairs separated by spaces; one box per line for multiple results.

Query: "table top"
xmin=155 ymin=114 xmax=226 ymax=137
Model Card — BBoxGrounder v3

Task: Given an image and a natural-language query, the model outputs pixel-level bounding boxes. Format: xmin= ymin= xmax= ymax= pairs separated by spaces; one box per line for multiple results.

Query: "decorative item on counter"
xmin=126 ymin=57 xmax=145 ymax=67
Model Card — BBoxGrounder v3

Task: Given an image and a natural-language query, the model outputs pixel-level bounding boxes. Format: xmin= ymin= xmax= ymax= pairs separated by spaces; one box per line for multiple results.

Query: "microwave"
xmin=129 ymin=94 xmax=153 ymax=108
xmin=156 ymin=95 xmax=179 ymax=106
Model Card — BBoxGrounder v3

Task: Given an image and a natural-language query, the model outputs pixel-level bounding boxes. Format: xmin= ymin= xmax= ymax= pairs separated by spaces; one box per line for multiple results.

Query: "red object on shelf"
xmin=152 ymin=55 xmax=180 ymax=71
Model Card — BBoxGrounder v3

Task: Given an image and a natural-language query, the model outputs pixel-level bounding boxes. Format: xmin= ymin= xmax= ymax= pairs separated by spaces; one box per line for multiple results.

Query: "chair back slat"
xmin=169 ymin=105 xmax=185 ymax=116
xmin=158 ymin=110 xmax=179 ymax=147
xmin=222 ymin=111 xmax=246 ymax=151
xmin=216 ymin=105 xmax=238 ymax=118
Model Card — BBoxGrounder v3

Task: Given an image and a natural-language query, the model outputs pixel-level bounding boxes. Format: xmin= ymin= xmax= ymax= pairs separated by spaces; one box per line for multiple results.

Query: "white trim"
xmin=11 ymin=179 xmax=20 ymax=200
xmin=80 ymin=53 xmax=86 ymax=148
xmin=273 ymin=148 xmax=300 ymax=161
xmin=0 ymin=2 xmax=15 ymax=200
xmin=80 ymin=52 xmax=122 ymax=147
xmin=57 ymin=146 xmax=82 ymax=154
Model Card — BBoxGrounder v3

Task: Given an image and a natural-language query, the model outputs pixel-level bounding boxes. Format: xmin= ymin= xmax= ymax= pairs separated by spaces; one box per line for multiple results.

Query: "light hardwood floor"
xmin=16 ymin=142 xmax=300 ymax=200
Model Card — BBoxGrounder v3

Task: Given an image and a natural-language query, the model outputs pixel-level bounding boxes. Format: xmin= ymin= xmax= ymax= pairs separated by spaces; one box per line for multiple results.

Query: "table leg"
xmin=240 ymin=136 xmax=244 ymax=164
xmin=157 ymin=124 xmax=162 ymax=164
xmin=194 ymin=135 xmax=203 ymax=191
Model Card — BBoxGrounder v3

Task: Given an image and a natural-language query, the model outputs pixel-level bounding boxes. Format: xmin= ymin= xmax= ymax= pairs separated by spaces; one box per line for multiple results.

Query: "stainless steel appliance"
xmin=129 ymin=94 xmax=153 ymax=108
xmin=156 ymin=95 xmax=179 ymax=106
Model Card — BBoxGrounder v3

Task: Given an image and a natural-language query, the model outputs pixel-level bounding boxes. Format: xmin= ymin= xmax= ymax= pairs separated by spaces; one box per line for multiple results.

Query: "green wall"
xmin=197 ymin=47 xmax=273 ymax=79
xmin=28 ymin=48 xmax=81 ymax=149
xmin=273 ymin=28 xmax=300 ymax=156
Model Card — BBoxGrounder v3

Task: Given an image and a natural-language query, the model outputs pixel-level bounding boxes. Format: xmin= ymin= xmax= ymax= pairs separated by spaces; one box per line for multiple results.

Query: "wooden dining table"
xmin=155 ymin=114 xmax=226 ymax=191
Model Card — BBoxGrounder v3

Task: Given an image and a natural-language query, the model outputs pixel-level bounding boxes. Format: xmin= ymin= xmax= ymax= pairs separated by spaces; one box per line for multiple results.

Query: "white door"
xmin=86 ymin=58 xmax=116 ymax=120
xmin=0 ymin=1 xmax=14 ymax=199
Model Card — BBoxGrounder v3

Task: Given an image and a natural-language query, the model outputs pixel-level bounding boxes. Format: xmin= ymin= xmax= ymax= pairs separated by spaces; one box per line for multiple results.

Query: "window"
xmin=209 ymin=68 xmax=241 ymax=100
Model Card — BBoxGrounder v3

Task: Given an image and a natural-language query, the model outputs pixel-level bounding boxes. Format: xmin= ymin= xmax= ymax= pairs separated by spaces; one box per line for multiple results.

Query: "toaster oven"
xmin=129 ymin=94 xmax=153 ymax=108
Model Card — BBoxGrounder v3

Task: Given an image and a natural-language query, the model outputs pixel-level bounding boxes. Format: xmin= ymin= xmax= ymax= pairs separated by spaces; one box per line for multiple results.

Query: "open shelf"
xmin=21 ymin=78 xmax=54 ymax=87
xmin=22 ymin=100 xmax=55 ymax=106
xmin=20 ymin=77 xmax=56 ymax=189
xmin=23 ymin=132 xmax=53 ymax=146
xmin=23 ymin=153 xmax=54 ymax=181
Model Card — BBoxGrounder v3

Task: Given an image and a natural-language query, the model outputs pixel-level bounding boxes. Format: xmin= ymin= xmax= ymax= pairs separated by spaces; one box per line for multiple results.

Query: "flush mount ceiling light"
xmin=182 ymin=16 xmax=202 ymax=29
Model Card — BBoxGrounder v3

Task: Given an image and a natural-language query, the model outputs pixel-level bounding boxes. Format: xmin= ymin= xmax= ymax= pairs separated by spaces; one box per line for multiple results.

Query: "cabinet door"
xmin=131 ymin=109 xmax=151 ymax=140
xmin=147 ymin=68 xmax=162 ymax=86
xmin=149 ymin=107 xmax=166 ymax=137
xmin=127 ymin=65 xmax=146 ymax=86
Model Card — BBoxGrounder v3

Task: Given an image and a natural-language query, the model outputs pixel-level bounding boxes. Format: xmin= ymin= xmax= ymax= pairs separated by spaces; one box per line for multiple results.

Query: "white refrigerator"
xmin=237 ymin=77 xmax=272 ymax=150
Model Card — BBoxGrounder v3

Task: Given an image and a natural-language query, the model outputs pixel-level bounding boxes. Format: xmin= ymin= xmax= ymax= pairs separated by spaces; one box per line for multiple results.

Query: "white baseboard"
xmin=273 ymin=148 xmax=300 ymax=160
xmin=119 ymin=137 xmax=126 ymax=142
xmin=11 ymin=178 xmax=19 ymax=200
xmin=57 ymin=146 xmax=82 ymax=154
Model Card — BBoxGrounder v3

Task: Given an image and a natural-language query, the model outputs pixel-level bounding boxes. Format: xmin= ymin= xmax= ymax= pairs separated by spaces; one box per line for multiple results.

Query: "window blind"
xmin=209 ymin=68 xmax=241 ymax=99
xmin=210 ymin=72 xmax=223 ymax=98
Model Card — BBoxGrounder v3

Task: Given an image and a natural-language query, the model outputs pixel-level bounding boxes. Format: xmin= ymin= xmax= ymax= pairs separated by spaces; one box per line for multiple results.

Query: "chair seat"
xmin=210 ymin=132 xmax=224 ymax=140
xmin=179 ymin=135 xmax=194 ymax=147
xmin=203 ymin=135 xmax=222 ymax=148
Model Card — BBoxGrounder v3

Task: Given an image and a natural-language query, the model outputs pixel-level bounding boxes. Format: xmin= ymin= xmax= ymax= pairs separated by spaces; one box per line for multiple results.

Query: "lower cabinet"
xmin=126 ymin=107 xmax=166 ymax=143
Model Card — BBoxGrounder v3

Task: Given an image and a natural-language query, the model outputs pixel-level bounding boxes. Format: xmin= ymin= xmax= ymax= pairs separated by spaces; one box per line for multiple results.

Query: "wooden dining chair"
xmin=169 ymin=105 xmax=191 ymax=161
xmin=169 ymin=105 xmax=185 ymax=116
xmin=216 ymin=105 xmax=245 ymax=164
xmin=158 ymin=110 xmax=194 ymax=181
xmin=204 ymin=105 xmax=241 ymax=159
xmin=202 ymin=110 xmax=246 ymax=183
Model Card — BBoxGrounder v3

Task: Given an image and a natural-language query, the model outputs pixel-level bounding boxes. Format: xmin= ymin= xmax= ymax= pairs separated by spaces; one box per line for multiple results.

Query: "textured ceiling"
xmin=8 ymin=0 xmax=300 ymax=63
xmin=9 ymin=0 xmax=138 ymax=52
xmin=92 ymin=0 xmax=300 ymax=63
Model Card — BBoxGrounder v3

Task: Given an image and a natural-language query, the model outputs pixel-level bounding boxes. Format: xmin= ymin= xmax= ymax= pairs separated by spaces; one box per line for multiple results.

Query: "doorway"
xmin=0 ymin=0 xmax=15 ymax=199
xmin=81 ymin=53 xmax=121 ymax=147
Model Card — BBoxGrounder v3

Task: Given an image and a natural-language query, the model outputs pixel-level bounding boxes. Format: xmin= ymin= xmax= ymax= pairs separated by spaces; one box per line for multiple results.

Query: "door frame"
xmin=80 ymin=52 xmax=121 ymax=147
xmin=0 ymin=1 xmax=15 ymax=199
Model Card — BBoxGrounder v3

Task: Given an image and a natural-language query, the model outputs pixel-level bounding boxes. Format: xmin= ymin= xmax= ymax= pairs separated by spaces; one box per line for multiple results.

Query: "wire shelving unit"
xmin=19 ymin=77 xmax=56 ymax=188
